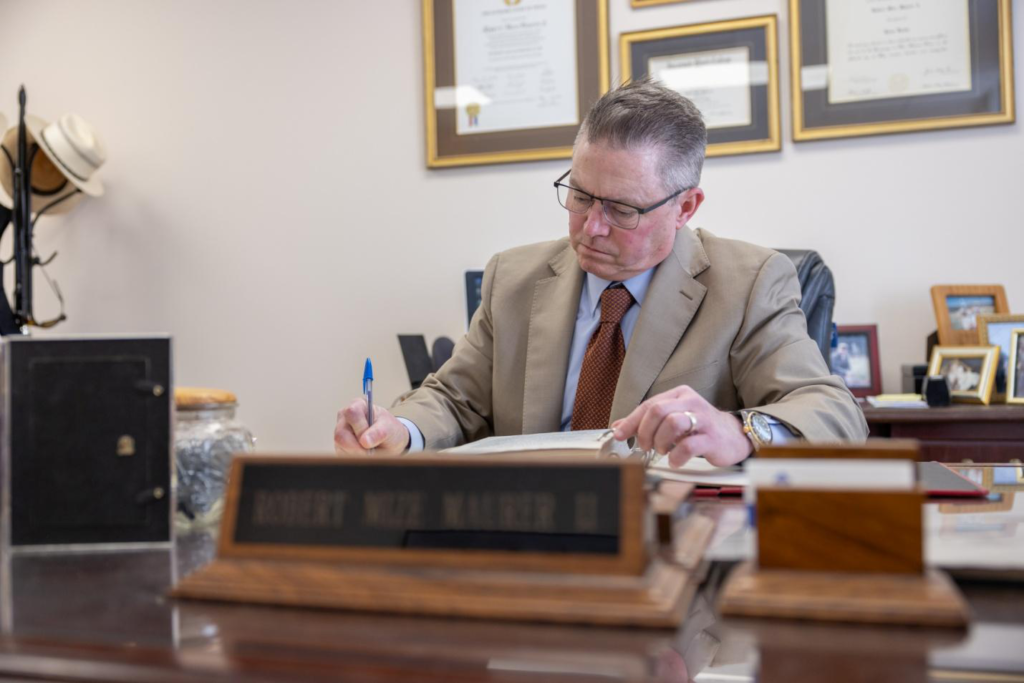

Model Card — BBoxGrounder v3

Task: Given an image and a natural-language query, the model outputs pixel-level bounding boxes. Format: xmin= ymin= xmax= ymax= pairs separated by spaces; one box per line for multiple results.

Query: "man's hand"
xmin=611 ymin=386 xmax=752 ymax=468
xmin=334 ymin=398 xmax=411 ymax=456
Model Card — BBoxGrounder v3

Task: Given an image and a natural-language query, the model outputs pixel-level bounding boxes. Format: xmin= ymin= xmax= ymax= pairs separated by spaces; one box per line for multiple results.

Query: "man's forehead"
xmin=570 ymin=141 xmax=667 ymax=199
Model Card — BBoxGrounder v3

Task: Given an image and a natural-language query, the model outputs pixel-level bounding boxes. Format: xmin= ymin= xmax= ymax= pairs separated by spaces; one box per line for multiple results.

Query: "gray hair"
xmin=575 ymin=77 xmax=707 ymax=193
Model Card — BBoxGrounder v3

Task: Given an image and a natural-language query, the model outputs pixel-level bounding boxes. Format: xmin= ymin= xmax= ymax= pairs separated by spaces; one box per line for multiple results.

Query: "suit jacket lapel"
xmin=522 ymin=243 xmax=585 ymax=434
xmin=610 ymin=228 xmax=710 ymax=422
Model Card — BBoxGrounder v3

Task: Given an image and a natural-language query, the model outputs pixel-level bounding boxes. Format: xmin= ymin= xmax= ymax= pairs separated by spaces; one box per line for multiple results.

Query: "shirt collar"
xmin=583 ymin=268 xmax=655 ymax=316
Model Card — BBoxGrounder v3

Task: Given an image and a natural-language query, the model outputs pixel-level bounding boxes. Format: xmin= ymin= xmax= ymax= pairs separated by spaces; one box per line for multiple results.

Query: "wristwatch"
xmin=738 ymin=410 xmax=773 ymax=453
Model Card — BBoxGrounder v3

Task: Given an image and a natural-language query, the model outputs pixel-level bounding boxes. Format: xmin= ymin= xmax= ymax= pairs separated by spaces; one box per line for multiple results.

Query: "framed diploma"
xmin=620 ymin=15 xmax=781 ymax=157
xmin=791 ymin=0 xmax=1015 ymax=141
xmin=423 ymin=0 xmax=609 ymax=168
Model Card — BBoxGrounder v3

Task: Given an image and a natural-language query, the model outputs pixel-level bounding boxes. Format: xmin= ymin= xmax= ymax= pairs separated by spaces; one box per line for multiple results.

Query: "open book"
xmin=444 ymin=431 xmax=747 ymax=487
xmin=444 ymin=429 xmax=634 ymax=458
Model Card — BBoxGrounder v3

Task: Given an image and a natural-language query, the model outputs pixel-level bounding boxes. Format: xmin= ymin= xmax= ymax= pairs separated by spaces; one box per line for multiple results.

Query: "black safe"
xmin=2 ymin=336 xmax=172 ymax=548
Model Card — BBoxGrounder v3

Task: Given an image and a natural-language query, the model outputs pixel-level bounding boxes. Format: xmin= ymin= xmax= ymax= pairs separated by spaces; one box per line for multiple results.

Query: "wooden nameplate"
xmin=172 ymin=454 xmax=713 ymax=627
xmin=719 ymin=562 xmax=968 ymax=627
xmin=174 ymin=511 xmax=713 ymax=628
xmin=718 ymin=443 xmax=968 ymax=627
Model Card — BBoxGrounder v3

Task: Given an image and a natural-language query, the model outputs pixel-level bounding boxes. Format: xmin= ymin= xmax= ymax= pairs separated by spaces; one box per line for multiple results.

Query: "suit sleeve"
xmin=390 ymin=254 xmax=500 ymax=449
xmin=730 ymin=252 xmax=868 ymax=441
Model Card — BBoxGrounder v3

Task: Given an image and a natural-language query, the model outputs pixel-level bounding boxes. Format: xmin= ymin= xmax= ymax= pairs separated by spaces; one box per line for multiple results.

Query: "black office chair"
xmin=398 ymin=334 xmax=456 ymax=390
xmin=431 ymin=336 xmax=455 ymax=370
xmin=775 ymin=249 xmax=835 ymax=370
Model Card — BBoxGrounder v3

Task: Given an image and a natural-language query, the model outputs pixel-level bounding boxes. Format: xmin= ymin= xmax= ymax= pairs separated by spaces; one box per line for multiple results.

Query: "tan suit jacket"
xmin=393 ymin=228 xmax=868 ymax=449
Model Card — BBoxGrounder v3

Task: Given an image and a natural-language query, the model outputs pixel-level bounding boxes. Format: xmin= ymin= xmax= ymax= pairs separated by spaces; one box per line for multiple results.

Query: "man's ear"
xmin=674 ymin=188 xmax=705 ymax=229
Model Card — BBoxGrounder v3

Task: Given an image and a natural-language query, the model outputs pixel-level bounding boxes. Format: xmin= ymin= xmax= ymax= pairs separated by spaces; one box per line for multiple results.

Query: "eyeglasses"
xmin=553 ymin=170 xmax=690 ymax=231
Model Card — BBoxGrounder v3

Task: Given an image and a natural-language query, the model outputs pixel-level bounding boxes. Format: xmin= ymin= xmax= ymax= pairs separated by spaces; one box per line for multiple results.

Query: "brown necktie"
xmin=570 ymin=286 xmax=634 ymax=430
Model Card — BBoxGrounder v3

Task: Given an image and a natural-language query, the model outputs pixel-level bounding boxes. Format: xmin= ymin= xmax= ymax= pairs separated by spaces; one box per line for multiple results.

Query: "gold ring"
xmin=682 ymin=411 xmax=697 ymax=435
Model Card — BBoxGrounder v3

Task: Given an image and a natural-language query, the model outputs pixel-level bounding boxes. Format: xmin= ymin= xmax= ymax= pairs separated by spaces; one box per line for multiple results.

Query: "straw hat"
xmin=0 ymin=113 xmax=105 ymax=214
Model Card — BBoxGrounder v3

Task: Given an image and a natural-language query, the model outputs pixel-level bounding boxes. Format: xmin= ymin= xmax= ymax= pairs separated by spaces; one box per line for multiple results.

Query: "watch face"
xmin=750 ymin=413 xmax=773 ymax=444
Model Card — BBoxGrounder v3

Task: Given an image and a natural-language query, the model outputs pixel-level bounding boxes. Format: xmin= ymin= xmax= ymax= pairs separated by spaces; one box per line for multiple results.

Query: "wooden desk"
xmin=1 ymin=465 xmax=1022 ymax=682
xmin=863 ymin=404 xmax=1024 ymax=463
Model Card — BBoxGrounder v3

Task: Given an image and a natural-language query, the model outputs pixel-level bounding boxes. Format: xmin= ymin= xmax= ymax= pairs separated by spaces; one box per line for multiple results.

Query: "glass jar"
xmin=174 ymin=387 xmax=255 ymax=530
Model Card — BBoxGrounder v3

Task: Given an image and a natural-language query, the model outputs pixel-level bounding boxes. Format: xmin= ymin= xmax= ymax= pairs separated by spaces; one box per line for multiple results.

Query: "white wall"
xmin=1 ymin=0 xmax=1020 ymax=452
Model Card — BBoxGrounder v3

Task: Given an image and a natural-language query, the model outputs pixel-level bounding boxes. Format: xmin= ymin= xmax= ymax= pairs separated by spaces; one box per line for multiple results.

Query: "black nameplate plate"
xmin=231 ymin=460 xmax=620 ymax=555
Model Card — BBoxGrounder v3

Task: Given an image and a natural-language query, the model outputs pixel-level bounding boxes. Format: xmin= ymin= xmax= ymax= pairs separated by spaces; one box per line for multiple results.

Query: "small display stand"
xmin=718 ymin=441 xmax=969 ymax=627
xmin=173 ymin=454 xmax=713 ymax=628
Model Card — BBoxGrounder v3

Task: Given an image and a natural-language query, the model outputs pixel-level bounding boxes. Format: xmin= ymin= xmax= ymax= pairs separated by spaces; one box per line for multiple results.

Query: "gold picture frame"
xmin=978 ymin=314 xmax=1024 ymax=402
xmin=1008 ymin=329 xmax=1024 ymax=405
xmin=423 ymin=0 xmax=610 ymax=168
xmin=631 ymin=0 xmax=693 ymax=7
xmin=930 ymin=285 xmax=1009 ymax=346
xmin=620 ymin=15 xmax=781 ymax=158
xmin=790 ymin=0 xmax=1015 ymax=142
xmin=927 ymin=345 xmax=1000 ymax=405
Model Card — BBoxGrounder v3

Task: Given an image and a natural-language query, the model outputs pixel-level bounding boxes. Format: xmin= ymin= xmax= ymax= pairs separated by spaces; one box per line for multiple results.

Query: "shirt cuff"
xmin=396 ymin=417 xmax=424 ymax=452
xmin=764 ymin=416 xmax=798 ymax=444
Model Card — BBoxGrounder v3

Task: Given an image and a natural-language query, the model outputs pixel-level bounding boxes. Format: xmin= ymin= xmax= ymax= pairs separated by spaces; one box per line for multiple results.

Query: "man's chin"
xmin=577 ymin=255 xmax=620 ymax=280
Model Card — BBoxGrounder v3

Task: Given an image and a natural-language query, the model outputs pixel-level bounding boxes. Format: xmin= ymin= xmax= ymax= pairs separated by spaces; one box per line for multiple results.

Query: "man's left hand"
xmin=611 ymin=385 xmax=752 ymax=468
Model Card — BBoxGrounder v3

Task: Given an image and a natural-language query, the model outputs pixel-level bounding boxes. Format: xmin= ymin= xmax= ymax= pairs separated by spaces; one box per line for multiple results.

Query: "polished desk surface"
xmin=1 ymin=464 xmax=1022 ymax=683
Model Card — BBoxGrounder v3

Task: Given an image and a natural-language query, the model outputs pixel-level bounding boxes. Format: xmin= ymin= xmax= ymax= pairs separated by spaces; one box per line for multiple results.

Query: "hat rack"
xmin=0 ymin=86 xmax=93 ymax=334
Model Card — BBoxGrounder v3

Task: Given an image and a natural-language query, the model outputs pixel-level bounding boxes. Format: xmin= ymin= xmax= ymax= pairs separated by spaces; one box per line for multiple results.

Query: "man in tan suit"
xmin=335 ymin=80 xmax=868 ymax=466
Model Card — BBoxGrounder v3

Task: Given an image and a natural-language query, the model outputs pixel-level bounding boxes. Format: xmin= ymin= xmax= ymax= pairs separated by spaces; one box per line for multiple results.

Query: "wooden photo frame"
xmin=1008 ymin=330 xmax=1024 ymax=405
xmin=423 ymin=0 xmax=609 ymax=168
xmin=620 ymin=15 xmax=781 ymax=157
xmin=927 ymin=345 xmax=1000 ymax=405
xmin=978 ymin=314 xmax=1024 ymax=401
xmin=930 ymin=285 xmax=1009 ymax=346
xmin=831 ymin=324 xmax=881 ymax=398
xmin=790 ymin=0 xmax=1015 ymax=142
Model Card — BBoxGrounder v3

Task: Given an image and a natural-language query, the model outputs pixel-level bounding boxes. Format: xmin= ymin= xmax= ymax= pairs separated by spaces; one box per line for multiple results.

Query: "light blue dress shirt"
xmin=559 ymin=270 xmax=654 ymax=430
xmin=400 ymin=269 xmax=795 ymax=451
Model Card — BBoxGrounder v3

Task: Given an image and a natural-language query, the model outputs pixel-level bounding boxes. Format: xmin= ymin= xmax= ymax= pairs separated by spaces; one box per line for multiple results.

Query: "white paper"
xmin=649 ymin=456 xmax=749 ymax=488
xmin=649 ymin=47 xmax=753 ymax=129
xmin=866 ymin=395 xmax=928 ymax=408
xmin=746 ymin=459 xmax=916 ymax=490
xmin=825 ymin=0 xmax=972 ymax=104
xmin=452 ymin=0 xmax=578 ymax=135
xmin=649 ymin=467 xmax=750 ymax=489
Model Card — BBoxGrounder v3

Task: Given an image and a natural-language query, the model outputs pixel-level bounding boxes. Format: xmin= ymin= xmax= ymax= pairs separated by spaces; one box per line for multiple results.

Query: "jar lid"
xmin=175 ymin=387 xmax=238 ymax=409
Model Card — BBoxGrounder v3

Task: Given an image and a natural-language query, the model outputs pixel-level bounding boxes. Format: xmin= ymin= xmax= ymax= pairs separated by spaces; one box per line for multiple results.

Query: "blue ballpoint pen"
xmin=363 ymin=357 xmax=374 ymax=429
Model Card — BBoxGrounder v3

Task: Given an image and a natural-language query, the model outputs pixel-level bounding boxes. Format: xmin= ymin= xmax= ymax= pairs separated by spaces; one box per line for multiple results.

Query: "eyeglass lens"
xmin=556 ymin=184 xmax=639 ymax=229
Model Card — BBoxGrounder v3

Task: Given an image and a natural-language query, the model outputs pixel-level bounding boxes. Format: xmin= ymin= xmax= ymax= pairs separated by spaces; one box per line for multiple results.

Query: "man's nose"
xmin=583 ymin=201 xmax=610 ymax=237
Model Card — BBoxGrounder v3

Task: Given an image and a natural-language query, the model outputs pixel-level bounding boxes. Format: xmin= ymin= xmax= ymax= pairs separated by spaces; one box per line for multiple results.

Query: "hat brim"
xmin=25 ymin=115 xmax=104 ymax=197
xmin=0 ymin=125 xmax=84 ymax=214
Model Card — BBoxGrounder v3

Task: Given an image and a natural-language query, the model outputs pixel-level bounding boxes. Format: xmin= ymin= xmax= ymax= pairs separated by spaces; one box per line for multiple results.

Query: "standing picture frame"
xmin=930 ymin=285 xmax=1010 ymax=346
xmin=620 ymin=15 xmax=781 ymax=157
xmin=423 ymin=0 xmax=609 ymax=168
xmin=927 ymin=346 xmax=1000 ymax=406
xmin=790 ymin=0 xmax=1015 ymax=142
xmin=1008 ymin=330 xmax=1024 ymax=405
xmin=831 ymin=325 xmax=881 ymax=399
xmin=978 ymin=314 xmax=1024 ymax=402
